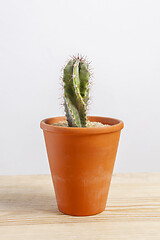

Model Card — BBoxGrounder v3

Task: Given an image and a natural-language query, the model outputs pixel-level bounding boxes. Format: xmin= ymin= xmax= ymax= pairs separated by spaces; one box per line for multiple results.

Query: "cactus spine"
xmin=63 ymin=56 xmax=90 ymax=127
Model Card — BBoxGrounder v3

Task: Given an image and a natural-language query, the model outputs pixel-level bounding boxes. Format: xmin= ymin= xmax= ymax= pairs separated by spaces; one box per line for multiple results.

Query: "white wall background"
xmin=0 ymin=0 xmax=160 ymax=175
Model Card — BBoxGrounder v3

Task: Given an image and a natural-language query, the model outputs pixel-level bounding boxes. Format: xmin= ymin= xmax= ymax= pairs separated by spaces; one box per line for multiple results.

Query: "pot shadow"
xmin=0 ymin=190 xmax=60 ymax=215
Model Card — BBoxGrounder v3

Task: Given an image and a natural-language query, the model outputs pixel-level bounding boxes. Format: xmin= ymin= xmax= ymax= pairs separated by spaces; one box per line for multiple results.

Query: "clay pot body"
xmin=40 ymin=116 xmax=124 ymax=216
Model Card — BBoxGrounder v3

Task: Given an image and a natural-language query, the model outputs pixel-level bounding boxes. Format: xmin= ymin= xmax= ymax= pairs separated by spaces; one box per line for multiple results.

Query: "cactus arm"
xmin=79 ymin=62 xmax=90 ymax=104
xmin=63 ymin=60 xmax=75 ymax=99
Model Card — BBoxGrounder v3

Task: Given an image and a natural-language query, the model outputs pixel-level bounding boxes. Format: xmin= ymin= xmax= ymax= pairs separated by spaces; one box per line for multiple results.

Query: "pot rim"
xmin=40 ymin=116 xmax=124 ymax=135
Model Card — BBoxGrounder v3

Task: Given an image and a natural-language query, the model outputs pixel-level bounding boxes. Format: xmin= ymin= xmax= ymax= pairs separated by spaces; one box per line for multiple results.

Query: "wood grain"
xmin=0 ymin=173 xmax=160 ymax=239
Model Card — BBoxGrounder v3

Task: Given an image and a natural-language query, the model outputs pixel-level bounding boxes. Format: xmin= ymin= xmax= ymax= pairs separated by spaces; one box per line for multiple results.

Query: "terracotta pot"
xmin=40 ymin=116 xmax=124 ymax=216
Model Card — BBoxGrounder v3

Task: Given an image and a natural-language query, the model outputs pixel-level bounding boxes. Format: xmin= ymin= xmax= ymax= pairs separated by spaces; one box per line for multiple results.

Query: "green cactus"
xmin=63 ymin=56 xmax=90 ymax=127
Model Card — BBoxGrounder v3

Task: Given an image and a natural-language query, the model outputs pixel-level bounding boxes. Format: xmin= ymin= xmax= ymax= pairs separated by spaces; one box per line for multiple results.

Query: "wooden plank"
xmin=0 ymin=173 xmax=160 ymax=239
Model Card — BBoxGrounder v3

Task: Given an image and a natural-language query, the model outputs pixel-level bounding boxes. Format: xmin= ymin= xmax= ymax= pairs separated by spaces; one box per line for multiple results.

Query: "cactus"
xmin=63 ymin=56 xmax=90 ymax=127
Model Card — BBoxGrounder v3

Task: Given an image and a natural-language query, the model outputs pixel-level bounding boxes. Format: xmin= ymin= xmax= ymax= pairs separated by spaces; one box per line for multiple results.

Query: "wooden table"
xmin=0 ymin=173 xmax=160 ymax=239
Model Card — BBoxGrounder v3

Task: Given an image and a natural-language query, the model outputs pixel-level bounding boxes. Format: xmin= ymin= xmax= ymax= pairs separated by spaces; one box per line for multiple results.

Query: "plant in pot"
xmin=40 ymin=55 xmax=124 ymax=216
